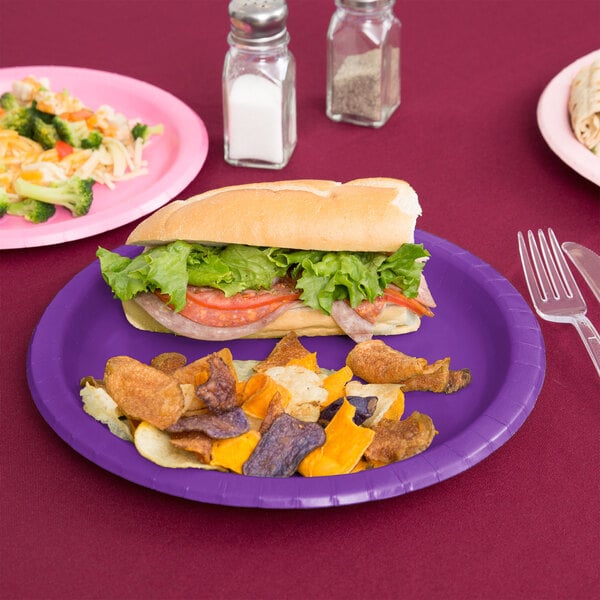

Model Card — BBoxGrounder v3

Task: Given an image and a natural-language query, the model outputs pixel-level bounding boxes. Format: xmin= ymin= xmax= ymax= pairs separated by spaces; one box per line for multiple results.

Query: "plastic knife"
xmin=562 ymin=241 xmax=600 ymax=303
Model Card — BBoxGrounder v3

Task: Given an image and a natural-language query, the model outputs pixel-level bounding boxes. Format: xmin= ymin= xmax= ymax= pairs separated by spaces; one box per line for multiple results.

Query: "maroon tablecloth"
xmin=1 ymin=1 xmax=599 ymax=599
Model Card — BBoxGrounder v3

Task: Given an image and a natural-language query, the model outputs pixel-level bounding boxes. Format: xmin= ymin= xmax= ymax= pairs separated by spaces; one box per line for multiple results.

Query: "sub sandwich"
xmin=97 ymin=178 xmax=436 ymax=342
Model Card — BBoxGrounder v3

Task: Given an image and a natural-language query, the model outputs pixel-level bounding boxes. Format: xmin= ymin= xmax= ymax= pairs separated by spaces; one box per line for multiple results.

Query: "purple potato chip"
xmin=319 ymin=396 xmax=378 ymax=427
xmin=243 ymin=413 xmax=326 ymax=478
xmin=166 ymin=407 xmax=249 ymax=439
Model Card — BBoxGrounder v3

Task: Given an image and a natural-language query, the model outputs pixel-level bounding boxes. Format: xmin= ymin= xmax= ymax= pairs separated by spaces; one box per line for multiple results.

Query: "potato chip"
xmin=299 ymin=399 xmax=375 ymax=477
xmin=364 ymin=412 xmax=436 ymax=464
xmin=243 ymin=413 xmax=325 ymax=477
xmin=169 ymin=431 xmax=213 ymax=463
xmin=259 ymin=393 xmax=285 ymax=434
xmin=134 ymin=421 xmax=222 ymax=470
xmin=382 ymin=390 xmax=405 ymax=420
xmin=266 ymin=365 xmax=328 ymax=422
xmin=172 ymin=348 xmax=238 ymax=411
xmin=345 ymin=380 xmax=404 ymax=428
xmin=287 ymin=352 xmax=319 ymax=373
xmin=318 ymin=395 xmax=378 ymax=427
xmin=166 ymin=407 xmax=249 ymax=439
xmin=232 ymin=359 xmax=260 ymax=382
xmin=211 ymin=430 xmax=261 ymax=474
xmin=150 ymin=352 xmax=188 ymax=374
xmin=104 ymin=356 xmax=185 ymax=430
xmin=239 ymin=373 xmax=291 ymax=419
xmin=254 ymin=331 xmax=315 ymax=372
xmin=80 ymin=383 xmax=133 ymax=442
xmin=346 ymin=340 xmax=427 ymax=383
xmin=321 ymin=366 xmax=353 ymax=408
xmin=196 ymin=354 xmax=238 ymax=414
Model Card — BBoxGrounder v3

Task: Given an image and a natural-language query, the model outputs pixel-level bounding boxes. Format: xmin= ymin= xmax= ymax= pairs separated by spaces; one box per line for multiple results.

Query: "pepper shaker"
xmin=223 ymin=0 xmax=297 ymax=169
xmin=326 ymin=0 xmax=401 ymax=127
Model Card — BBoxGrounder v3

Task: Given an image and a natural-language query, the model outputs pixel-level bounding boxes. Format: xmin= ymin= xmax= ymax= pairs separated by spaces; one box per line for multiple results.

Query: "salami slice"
xmin=134 ymin=292 xmax=302 ymax=341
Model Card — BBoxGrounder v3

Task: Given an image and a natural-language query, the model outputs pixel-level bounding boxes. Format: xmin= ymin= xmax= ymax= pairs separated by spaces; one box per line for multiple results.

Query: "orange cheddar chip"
xmin=382 ymin=389 xmax=405 ymax=420
xmin=298 ymin=399 xmax=375 ymax=477
xmin=240 ymin=373 xmax=291 ymax=419
xmin=321 ymin=366 xmax=353 ymax=408
xmin=287 ymin=352 xmax=319 ymax=373
xmin=211 ymin=430 xmax=261 ymax=474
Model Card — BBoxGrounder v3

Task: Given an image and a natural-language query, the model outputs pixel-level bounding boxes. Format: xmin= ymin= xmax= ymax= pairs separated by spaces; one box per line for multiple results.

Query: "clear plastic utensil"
xmin=518 ymin=228 xmax=600 ymax=377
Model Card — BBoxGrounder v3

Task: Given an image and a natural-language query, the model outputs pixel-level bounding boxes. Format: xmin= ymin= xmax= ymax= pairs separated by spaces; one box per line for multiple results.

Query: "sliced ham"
xmin=134 ymin=292 xmax=302 ymax=341
xmin=330 ymin=300 xmax=377 ymax=343
xmin=417 ymin=275 xmax=436 ymax=308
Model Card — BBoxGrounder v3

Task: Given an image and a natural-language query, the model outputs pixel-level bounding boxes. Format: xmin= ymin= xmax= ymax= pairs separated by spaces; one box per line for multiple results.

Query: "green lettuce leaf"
xmin=378 ymin=243 xmax=430 ymax=298
xmin=97 ymin=241 xmax=430 ymax=315
xmin=97 ymin=242 xmax=193 ymax=311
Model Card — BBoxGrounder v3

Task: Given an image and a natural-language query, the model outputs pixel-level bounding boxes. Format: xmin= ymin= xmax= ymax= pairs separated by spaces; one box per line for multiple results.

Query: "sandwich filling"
xmin=97 ymin=241 xmax=434 ymax=342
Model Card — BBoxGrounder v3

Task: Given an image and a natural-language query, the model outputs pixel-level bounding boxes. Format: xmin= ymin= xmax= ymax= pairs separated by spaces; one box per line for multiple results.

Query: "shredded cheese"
xmin=0 ymin=75 xmax=162 ymax=203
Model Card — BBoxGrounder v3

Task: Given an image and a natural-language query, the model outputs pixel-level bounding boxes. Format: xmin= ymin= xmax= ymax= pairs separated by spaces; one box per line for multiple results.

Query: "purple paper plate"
xmin=26 ymin=231 xmax=545 ymax=508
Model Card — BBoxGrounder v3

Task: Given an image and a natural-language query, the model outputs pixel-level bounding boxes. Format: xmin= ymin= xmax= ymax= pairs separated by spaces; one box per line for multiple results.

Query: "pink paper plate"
xmin=0 ymin=65 xmax=208 ymax=249
xmin=537 ymin=49 xmax=600 ymax=186
xmin=26 ymin=230 xmax=545 ymax=509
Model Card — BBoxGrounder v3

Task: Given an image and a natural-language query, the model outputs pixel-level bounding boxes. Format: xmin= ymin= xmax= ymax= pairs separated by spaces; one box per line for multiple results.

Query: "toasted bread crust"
xmin=126 ymin=178 xmax=420 ymax=252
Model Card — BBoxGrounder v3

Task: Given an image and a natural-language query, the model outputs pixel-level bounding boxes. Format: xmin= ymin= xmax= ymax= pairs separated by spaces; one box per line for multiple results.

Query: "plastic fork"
xmin=518 ymin=228 xmax=600 ymax=377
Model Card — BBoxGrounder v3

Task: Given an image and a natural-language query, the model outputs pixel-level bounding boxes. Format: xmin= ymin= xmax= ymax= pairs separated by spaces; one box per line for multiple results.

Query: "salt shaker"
xmin=223 ymin=0 xmax=297 ymax=169
xmin=326 ymin=0 xmax=401 ymax=127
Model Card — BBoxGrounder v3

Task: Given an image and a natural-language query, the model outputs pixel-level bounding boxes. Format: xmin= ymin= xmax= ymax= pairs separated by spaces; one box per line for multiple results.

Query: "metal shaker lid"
xmin=228 ymin=0 xmax=289 ymax=44
xmin=337 ymin=0 xmax=395 ymax=10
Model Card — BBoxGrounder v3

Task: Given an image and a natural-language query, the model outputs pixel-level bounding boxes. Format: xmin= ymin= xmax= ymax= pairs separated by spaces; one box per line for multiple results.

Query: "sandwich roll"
xmin=98 ymin=178 xmax=435 ymax=343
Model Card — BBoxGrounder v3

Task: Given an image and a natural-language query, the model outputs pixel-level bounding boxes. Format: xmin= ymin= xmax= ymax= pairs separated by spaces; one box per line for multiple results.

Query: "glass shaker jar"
xmin=326 ymin=0 xmax=401 ymax=127
xmin=223 ymin=0 xmax=297 ymax=169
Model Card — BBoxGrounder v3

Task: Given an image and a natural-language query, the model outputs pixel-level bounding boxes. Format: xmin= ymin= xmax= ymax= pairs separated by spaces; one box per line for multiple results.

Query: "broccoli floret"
xmin=3 ymin=198 xmax=56 ymax=223
xmin=0 ymin=187 xmax=9 ymax=217
xmin=32 ymin=117 xmax=59 ymax=149
xmin=0 ymin=92 xmax=20 ymax=111
xmin=53 ymin=115 xmax=87 ymax=146
xmin=0 ymin=106 xmax=33 ymax=137
xmin=54 ymin=116 xmax=103 ymax=149
xmin=13 ymin=176 xmax=94 ymax=217
xmin=131 ymin=122 xmax=164 ymax=142
xmin=29 ymin=100 xmax=55 ymax=124
xmin=81 ymin=130 xmax=103 ymax=149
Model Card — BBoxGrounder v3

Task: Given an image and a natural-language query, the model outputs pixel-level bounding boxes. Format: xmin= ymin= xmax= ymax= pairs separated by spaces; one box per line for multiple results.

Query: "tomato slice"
xmin=185 ymin=281 xmax=300 ymax=310
xmin=156 ymin=282 xmax=301 ymax=327
xmin=383 ymin=287 xmax=434 ymax=317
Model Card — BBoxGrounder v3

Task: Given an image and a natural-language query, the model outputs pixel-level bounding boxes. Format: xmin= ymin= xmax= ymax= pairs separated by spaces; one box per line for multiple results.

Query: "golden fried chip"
xmin=254 ymin=332 xmax=316 ymax=372
xmin=173 ymin=348 xmax=235 ymax=387
xmin=134 ymin=421 xmax=222 ymax=470
xmin=80 ymin=383 xmax=133 ymax=442
xmin=104 ymin=356 xmax=185 ymax=430
xmin=401 ymin=358 xmax=472 ymax=393
xmin=346 ymin=340 xmax=427 ymax=383
xmin=259 ymin=393 xmax=285 ymax=434
xmin=364 ymin=411 xmax=436 ymax=465
xmin=169 ymin=431 xmax=213 ymax=463
xmin=150 ymin=352 xmax=188 ymax=374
